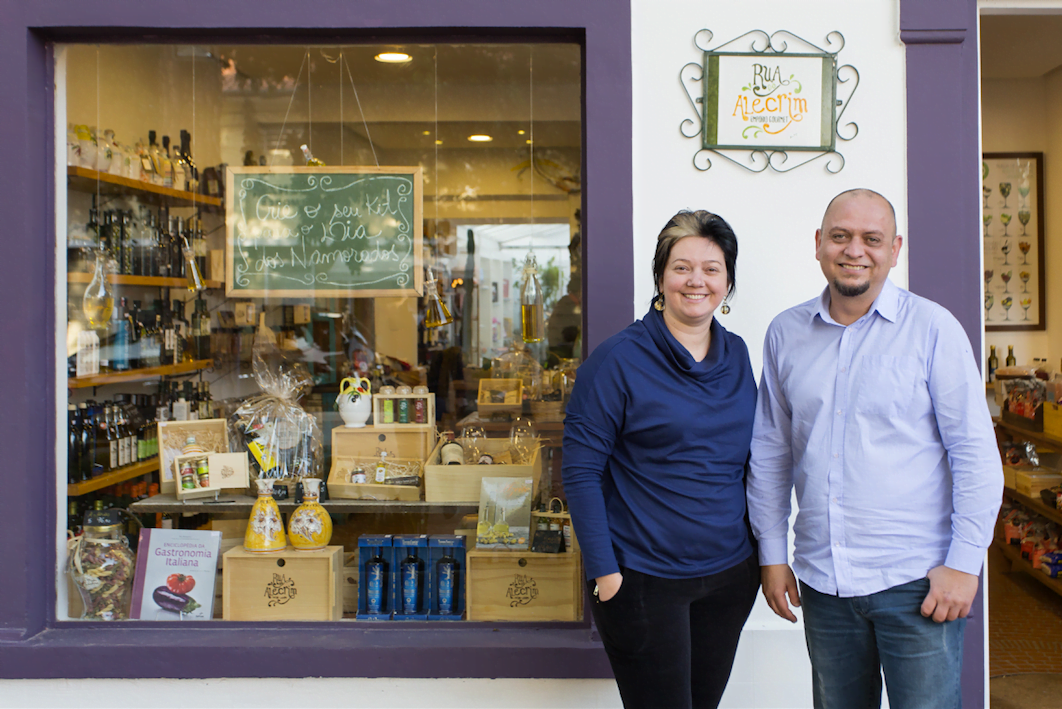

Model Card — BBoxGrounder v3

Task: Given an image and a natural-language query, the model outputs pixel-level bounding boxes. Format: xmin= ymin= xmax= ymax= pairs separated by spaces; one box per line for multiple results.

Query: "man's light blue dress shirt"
xmin=748 ymin=280 xmax=1003 ymax=597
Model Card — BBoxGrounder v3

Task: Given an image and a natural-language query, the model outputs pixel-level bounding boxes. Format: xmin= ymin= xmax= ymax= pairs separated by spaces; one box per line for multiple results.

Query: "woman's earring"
xmin=654 ymin=298 xmax=665 ymax=312
xmin=721 ymin=300 xmax=731 ymax=315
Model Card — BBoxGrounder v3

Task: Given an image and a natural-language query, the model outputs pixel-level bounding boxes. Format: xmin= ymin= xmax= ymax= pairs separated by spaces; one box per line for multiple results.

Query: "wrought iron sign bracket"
xmin=680 ymin=29 xmax=859 ymax=173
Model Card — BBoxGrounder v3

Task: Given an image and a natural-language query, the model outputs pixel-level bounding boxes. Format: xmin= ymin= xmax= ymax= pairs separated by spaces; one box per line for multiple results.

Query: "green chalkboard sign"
xmin=225 ymin=166 xmax=423 ymax=297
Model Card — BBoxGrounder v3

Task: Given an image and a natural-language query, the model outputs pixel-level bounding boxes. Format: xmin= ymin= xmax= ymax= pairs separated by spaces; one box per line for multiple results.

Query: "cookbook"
xmin=130 ymin=528 xmax=222 ymax=620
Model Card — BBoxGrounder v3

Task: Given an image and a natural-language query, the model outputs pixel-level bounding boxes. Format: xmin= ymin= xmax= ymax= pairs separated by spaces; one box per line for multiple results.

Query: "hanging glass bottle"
xmin=424 ymin=267 xmax=453 ymax=328
xmin=181 ymin=235 xmax=205 ymax=292
xmin=82 ymin=250 xmax=114 ymax=329
xmin=520 ymin=252 xmax=545 ymax=343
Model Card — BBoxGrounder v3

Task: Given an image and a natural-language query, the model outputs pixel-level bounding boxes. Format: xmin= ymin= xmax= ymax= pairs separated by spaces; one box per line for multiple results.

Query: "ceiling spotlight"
xmin=517 ymin=130 xmax=526 ymax=135
xmin=435 ymin=139 xmax=444 ymax=145
xmin=526 ymin=139 xmax=533 ymax=144
xmin=375 ymin=52 xmax=412 ymax=63
xmin=468 ymin=134 xmax=493 ymax=142
xmin=422 ymin=130 xmax=431 ymax=136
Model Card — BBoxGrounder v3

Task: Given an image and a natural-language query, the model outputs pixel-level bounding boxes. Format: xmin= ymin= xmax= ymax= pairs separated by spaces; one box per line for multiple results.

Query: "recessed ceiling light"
xmin=468 ymin=134 xmax=493 ymax=142
xmin=435 ymin=139 xmax=443 ymax=145
xmin=526 ymin=139 xmax=533 ymax=144
xmin=375 ymin=52 xmax=412 ymax=63
xmin=422 ymin=130 xmax=431 ymax=136
xmin=517 ymin=130 xmax=526 ymax=135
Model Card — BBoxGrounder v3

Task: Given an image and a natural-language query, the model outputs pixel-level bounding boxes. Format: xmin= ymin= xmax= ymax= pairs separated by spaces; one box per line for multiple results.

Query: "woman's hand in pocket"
xmin=596 ymin=572 xmax=623 ymax=602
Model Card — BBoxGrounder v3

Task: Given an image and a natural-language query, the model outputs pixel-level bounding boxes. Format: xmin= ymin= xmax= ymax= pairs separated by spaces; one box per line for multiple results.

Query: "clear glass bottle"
xmin=82 ymin=250 xmax=114 ymax=329
xmin=520 ymin=252 xmax=545 ymax=343
xmin=69 ymin=509 xmax=135 ymax=620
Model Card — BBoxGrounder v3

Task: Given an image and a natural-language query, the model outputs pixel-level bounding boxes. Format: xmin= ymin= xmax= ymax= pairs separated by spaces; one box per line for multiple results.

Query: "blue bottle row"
xmin=357 ymin=533 xmax=466 ymax=621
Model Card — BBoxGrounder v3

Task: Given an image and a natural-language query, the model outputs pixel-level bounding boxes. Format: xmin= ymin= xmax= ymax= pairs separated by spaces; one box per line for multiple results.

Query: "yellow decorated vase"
xmin=244 ymin=479 xmax=287 ymax=553
xmin=288 ymin=478 xmax=332 ymax=551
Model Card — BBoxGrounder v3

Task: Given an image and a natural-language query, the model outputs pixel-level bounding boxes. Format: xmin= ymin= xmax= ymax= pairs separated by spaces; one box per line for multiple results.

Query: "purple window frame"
xmin=0 ymin=0 xmax=985 ymax=696
xmin=0 ymin=1 xmax=630 ymax=679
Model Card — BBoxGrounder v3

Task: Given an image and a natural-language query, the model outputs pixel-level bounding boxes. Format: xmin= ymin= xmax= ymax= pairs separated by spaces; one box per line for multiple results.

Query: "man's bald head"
xmin=821 ymin=189 xmax=897 ymax=239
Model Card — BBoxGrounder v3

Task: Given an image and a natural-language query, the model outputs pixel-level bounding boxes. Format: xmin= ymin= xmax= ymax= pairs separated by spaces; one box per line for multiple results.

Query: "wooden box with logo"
xmin=221 ymin=545 xmax=343 ymax=621
xmin=465 ymin=549 xmax=582 ymax=622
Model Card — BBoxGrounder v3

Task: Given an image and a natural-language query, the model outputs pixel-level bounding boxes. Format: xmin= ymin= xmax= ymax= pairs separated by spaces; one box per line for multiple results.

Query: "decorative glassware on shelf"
xmin=423 ymin=267 xmax=453 ymax=328
xmin=461 ymin=424 xmax=487 ymax=464
xmin=509 ymin=416 xmax=537 ymax=464
xmin=181 ymin=236 xmax=205 ymax=292
xmin=82 ymin=250 xmax=114 ymax=329
xmin=520 ymin=252 xmax=545 ymax=343
xmin=68 ymin=509 xmax=135 ymax=620
xmin=492 ymin=347 xmax=543 ymax=400
xmin=244 ymin=479 xmax=287 ymax=553
xmin=288 ymin=478 xmax=332 ymax=551
xmin=300 ymin=143 xmax=325 ymax=167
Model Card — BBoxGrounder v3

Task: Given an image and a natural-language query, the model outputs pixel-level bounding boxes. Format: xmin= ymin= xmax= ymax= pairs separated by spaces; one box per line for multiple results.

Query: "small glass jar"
xmin=69 ymin=513 xmax=136 ymax=620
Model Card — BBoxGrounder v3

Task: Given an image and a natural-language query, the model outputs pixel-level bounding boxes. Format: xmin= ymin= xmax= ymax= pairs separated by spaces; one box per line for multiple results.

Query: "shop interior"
xmin=60 ymin=42 xmax=584 ymax=623
xmin=981 ymin=12 xmax=1062 ymax=706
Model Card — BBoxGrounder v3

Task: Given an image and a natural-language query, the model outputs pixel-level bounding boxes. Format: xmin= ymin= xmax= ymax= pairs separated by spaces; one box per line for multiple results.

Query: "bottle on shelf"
xmin=375 ymin=451 xmax=389 ymax=483
xmin=400 ymin=549 xmax=422 ymax=615
xmin=78 ymin=402 xmax=95 ymax=481
xmin=436 ymin=547 xmax=458 ymax=615
xmin=104 ymin=405 xmax=120 ymax=472
xmin=440 ymin=432 xmax=463 ymax=466
xmin=988 ymin=345 xmax=999 ymax=383
xmin=1006 ymin=345 xmax=1017 ymax=367
xmin=191 ymin=298 xmax=210 ymax=360
xmin=159 ymin=135 xmax=174 ymax=188
xmin=68 ymin=404 xmax=81 ymax=484
xmin=365 ymin=546 xmax=388 ymax=614
xmin=111 ymin=297 xmax=130 ymax=372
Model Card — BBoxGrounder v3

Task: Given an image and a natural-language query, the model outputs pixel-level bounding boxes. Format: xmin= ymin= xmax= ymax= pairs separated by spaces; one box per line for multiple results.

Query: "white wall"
xmin=631 ymin=1 xmax=906 ymax=707
xmin=981 ymin=76 xmax=1055 ymax=365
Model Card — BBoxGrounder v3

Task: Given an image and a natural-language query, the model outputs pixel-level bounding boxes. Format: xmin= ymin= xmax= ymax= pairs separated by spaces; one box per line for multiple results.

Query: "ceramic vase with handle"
xmin=338 ymin=376 xmax=372 ymax=428
xmin=244 ymin=479 xmax=287 ymax=553
xmin=288 ymin=478 xmax=332 ymax=551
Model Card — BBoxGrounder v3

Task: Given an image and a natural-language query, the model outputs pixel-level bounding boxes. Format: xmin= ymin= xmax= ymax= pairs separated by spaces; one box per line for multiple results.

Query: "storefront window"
xmin=59 ymin=42 xmax=583 ymax=623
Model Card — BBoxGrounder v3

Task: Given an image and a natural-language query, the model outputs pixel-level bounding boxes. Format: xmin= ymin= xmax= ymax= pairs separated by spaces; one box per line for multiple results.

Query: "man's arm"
xmin=747 ymin=325 xmax=800 ymax=620
xmin=922 ymin=311 xmax=1005 ymax=622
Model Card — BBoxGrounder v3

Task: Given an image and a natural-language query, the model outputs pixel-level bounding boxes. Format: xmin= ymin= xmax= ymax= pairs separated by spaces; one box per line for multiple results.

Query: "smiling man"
xmin=746 ymin=189 xmax=1003 ymax=709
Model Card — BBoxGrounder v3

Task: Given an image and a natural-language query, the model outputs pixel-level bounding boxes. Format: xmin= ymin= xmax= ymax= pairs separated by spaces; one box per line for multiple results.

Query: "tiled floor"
xmin=988 ymin=543 xmax=1062 ymax=676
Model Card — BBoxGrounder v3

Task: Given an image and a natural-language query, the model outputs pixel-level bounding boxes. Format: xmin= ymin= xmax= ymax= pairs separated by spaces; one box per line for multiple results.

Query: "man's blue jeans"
xmin=800 ymin=578 xmax=965 ymax=709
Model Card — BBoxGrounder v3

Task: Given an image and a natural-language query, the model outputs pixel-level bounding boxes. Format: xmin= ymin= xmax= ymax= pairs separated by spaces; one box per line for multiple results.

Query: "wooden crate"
xmin=477 ymin=378 xmax=523 ymax=416
xmin=328 ymin=456 xmax=423 ymax=501
xmin=1015 ymin=471 xmax=1062 ymax=497
xmin=372 ymin=392 xmax=435 ymax=428
xmin=173 ymin=451 xmax=251 ymax=501
xmin=158 ymin=418 xmax=230 ymax=493
xmin=1045 ymin=403 xmax=1062 ymax=440
xmin=222 ymin=546 xmax=343 ymax=621
xmin=530 ymin=399 xmax=565 ymax=423
xmin=465 ymin=549 xmax=582 ymax=621
xmin=424 ymin=438 xmax=542 ymax=503
xmin=342 ymin=551 xmax=359 ymax=616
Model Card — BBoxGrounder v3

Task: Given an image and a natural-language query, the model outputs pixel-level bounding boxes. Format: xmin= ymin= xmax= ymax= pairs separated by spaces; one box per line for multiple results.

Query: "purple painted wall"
xmin=0 ymin=0 xmax=630 ymax=679
xmin=900 ymin=1 xmax=985 ymax=708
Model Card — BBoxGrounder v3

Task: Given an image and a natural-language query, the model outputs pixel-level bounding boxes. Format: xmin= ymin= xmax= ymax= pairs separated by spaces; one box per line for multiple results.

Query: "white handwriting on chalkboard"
xmin=303 ymin=242 xmax=400 ymax=266
xmin=256 ymin=195 xmax=299 ymax=221
xmin=255 ymin=252 xmax=286 ymax=271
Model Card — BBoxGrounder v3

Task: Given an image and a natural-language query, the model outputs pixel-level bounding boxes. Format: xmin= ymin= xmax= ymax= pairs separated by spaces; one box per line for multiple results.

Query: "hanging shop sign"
xmin=225 ymin=166 xmax=423 ymax=297
xmin=680 ymin=30 xmax=859 ymax=173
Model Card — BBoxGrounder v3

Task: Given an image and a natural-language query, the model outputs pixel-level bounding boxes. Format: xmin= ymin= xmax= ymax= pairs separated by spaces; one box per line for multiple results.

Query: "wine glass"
xmin=508 ymin=416 xmax=537 ymax=464
xmin=1019 ymin=240 xmax=1031 ymax=264
xmin=1001 ymin=241 xmax=1011 ymax=265
xmin=1002 ymin=296 xmax=1013 ymax=321
xmin=1001 ymin=270 xmax=1012 ymax=293
xmin=1000 ymin=213 xmax=1012 ymax=237
xmin=983 ymin=213 xmax=993 ymax=238
xmin=460 ymin=424 xmax=487 ymax=465
xmin=985 ymin=269 xmax=994 ymax=287
xmin=985 ymin=293 xmax=994 ymax=321
xmin=1021 ymin=297 xmax=1032 ymax=321
xmin=983 ymin=186 xmax=992 ymax=210
xmin=1000 ymin=182 xmax=1012 ymax=208
xmin=1020 ymin=271 xmax=1030 ymax=293
xmin=1019 ymin=183 xmax=1030 ymax=209
xmin=1018 ymin=212 xmax=1031 ymax=237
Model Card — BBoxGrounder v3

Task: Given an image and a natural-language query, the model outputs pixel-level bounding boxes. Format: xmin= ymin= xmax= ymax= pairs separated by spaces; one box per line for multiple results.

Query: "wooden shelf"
xmin=994 ymin=538 xmax=1062 ymax=597
xmin=130 ymin=492 xmax=479 ymax=515
xmin=67 ymin=166 xmax=222 ymax=208
xmin=1003 ymin=486 xmax=1062 ymax=528
xmin=68 ymin=458 xmax=159 ymax=496
xmin=994 ymin=418 xmax=1062 ymax=451
xmin=67 ymin=272 xmax=223 ymax=290
xmin=68 ymin=359 xmax=212 ymax=389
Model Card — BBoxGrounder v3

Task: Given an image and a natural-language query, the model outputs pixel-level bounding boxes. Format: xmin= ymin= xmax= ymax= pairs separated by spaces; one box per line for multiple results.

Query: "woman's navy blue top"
xmin=562 ymin=305 xmax=756 ymax=580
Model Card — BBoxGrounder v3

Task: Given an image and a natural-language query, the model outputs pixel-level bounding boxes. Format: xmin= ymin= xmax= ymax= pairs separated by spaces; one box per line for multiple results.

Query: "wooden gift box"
xmin=158 ymin=418 xmax=230 ymax=493
xmin=423 ymin=438 xmax=543 ymax=503
xmin=172 ymin=451 xmax=251 ymax=501
xmin=372 ymin=392 xmax=435 ymax=428
xmin=327 ymin=426 xmax=435 ymax=501
xmin=477 ymin=378 xmax=523 ymax=416
xmin=465 ymin=549 xmax=583 ymax=622
xmin=222 ymin=545 xmax=343 ymax=621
